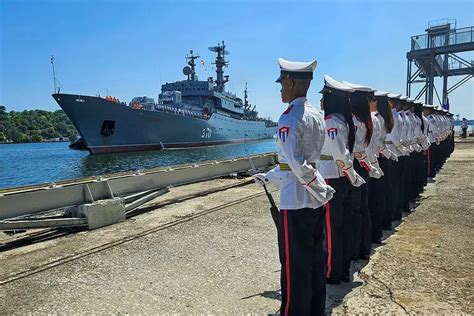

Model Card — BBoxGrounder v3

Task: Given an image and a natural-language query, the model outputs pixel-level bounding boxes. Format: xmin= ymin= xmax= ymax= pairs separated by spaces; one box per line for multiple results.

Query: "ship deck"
xmin=1 ymin=141 xmax=473 ymax=314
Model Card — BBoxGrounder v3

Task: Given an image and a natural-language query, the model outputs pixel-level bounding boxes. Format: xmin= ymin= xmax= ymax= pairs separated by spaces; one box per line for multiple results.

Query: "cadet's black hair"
xmin=350 ymin=92 xmax=373 ymax=145
xmin=375 ymin=96 xmax=394 ymax=133
xmin=414 ymin=104 xmax=425 ymax=133
xmin=323 ymin=91 xmax=355 ymax=153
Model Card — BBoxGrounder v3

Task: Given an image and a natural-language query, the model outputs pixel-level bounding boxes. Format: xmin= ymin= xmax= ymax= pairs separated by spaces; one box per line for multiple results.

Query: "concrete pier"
xmin=1 ymin=142 xmax=473 ymax=314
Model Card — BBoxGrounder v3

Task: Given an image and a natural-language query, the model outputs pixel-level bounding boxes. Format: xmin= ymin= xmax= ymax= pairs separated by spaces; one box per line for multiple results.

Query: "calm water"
xmin=0 ymin=139 xmax=276 ymax=189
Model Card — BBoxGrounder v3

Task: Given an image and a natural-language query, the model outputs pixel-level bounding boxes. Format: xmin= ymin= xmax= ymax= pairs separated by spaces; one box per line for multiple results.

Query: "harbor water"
xmin=0 ymin=139 xmax=276 ymax=189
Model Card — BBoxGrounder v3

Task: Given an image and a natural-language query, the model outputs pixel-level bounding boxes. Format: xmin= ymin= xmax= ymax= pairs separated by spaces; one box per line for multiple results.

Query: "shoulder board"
xmin=325 ymin=114 xmax=332 ymax=120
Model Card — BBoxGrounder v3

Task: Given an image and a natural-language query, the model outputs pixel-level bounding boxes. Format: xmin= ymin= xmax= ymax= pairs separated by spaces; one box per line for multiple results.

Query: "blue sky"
xmin=1 ymin=0 xmax=473 ymax=120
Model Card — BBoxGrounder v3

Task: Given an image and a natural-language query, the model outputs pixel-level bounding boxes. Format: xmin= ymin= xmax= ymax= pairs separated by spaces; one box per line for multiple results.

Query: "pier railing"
xmin=0 ymin=153 xmax=277 ymax=229
xmin=411 ymin=26 xmax=474 ymax=51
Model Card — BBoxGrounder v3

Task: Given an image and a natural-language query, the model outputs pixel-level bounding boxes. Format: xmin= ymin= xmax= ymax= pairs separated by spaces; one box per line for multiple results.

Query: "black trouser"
xmin=368 ymin=158 xmax=386 ymax=242
xmin=399 ymin=155 xmax=410 ymax=213
xmin=278 ymin=207 xmax=326 ymax=316
xmin=379 ymin=157 xmax=393 ymax=230
xmin=422 ymin=150 xmax=428 ymax=186
xmin=428 ymin=145 xmax=436 ymax=178
xmin=324 ymin=177 xmax=351 ymax=282
xmin=417 ymin=151 xmax=425 ymax=192
xmin=461 ymin=127 xmax=467 ymax=138
xmin=409 ymin=152 xmax=418 ymax=203
xmin=351 ymin=161 xmax=371 ymax=258
xmin=387 ymin=158 xmax=400 ymax=223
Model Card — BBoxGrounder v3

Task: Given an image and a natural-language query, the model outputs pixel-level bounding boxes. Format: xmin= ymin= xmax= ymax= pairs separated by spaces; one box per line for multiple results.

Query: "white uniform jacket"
xmin=409 ymin=112 xmax=423 ymax=152
xmin=386 ymin=109 xmax=407 ymax=157
xmin=427 ymin=114 xmax=440 ymax=144
xmin=373 ymin=113 xmax=396 ymax=160
xmin=366 ymin=113 xmax=384 ymax=178
xmin=319 ymin=113 xmax=357 ymax=180
xmin=421 ymin=115 xmax=431 ymax=150
xmin=264 ymin=97 xmax=335 ymax=210
xmin=352 ymin=115 xmax=375 ymax=171
xmin=399 ymin=111 xmax=413 ymax=153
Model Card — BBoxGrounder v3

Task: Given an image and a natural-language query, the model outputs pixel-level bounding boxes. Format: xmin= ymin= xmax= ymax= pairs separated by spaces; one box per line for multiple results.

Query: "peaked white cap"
xmin=423 ymin=104 xmax=435 ymax=108
xmin=323 ymin=75 xmax=355 ymax=92
xmin=388 ymin=93 xmax=402 ymax=99
xmin=399 ymin=96 xmax=409 ymax=101
xmin=278 ymin=58 xmax=317 ymax=72
xmin=414 ymin=100 xmax=423 ymax=104
xmin=375 ymin=90 xmax=389 ymax=97
xmin=407 ymin=98 xmax=416 ymax=102
xmin=342 ymin=80 xmax=375 ymax=92
xmin=276 ymin=58 xmax=317 ymax=82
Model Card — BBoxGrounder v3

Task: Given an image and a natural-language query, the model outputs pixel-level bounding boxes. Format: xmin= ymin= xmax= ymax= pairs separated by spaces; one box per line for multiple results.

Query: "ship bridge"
xmin=406 ymin=20 xmax=474 ymax=107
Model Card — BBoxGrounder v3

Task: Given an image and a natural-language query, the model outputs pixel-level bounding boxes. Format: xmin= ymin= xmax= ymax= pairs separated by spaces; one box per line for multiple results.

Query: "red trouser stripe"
xmin=427 ymin=149 xmax=431 ymax=176
xmin=324 ymin=179 xmax=332 ymax=279
xmin=283 ymin=210 xmax=291 ymax=316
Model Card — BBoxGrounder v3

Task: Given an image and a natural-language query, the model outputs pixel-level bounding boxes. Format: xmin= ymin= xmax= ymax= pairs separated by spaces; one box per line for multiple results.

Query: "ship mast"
xmin=244 ymin=82 xmax=250 ymax=111
xmin=185 ymin=50 xmax=200 ymax=81
xmin=50 ymin=55 xmax=58 ymax=93
xmin=208 ymin=41 xmax=230 ymax=92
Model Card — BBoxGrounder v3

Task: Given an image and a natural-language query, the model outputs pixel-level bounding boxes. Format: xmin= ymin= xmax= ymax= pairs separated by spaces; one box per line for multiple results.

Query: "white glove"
xmin=415 ymin=144 xmax=423 ymax=152
xmin=343 ymin=166 xmax=366 ymax=187
xmin=253 ymin=173 xmax=269 ymax=187
xmin=369 ymin=161 xmax=384 ymax=179
xmin=358 ymin=159 xmax=373 ymax=172
xmin=380 ymin=148 xmax=396 ymax=161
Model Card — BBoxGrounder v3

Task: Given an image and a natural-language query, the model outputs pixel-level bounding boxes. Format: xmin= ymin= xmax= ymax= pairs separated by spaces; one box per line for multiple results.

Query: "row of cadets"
xmin=318 ymin=75 xmax=365 ymax=284
xmin=426 ymin=106 xmax=454 ymax=179
xmin=254 ymin=58 xmax=334 ymax=315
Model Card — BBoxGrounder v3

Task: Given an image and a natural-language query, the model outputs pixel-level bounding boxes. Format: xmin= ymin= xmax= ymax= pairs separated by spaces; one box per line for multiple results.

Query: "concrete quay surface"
xmin=1 ymin=142 xmax=473 ymax=314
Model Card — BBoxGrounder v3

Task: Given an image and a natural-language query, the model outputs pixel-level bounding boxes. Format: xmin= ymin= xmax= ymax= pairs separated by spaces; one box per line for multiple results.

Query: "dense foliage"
xmin=0 ymin=105 xmax=77 ymax=143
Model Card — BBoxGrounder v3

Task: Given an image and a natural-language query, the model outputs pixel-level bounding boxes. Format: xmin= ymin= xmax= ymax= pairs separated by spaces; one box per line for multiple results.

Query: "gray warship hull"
xmin=53 ymin=94 xmax=277 ymax=155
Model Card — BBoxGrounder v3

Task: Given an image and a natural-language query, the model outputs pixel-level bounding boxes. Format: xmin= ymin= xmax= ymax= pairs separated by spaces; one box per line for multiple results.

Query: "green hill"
xmin=0 ymin=105 xmax=77 ymax=143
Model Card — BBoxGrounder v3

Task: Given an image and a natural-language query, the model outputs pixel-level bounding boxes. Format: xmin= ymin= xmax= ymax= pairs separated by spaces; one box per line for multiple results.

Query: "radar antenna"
xmin=185 ymin=50 xmax=200 ymax=81
xmin=208 ymin=41 xmax=230 ymax=92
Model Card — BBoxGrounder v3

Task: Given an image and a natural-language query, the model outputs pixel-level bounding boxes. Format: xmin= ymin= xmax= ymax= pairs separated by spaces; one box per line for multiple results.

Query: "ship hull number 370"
xmin=201 ymin=128 xmax=212 ymax=139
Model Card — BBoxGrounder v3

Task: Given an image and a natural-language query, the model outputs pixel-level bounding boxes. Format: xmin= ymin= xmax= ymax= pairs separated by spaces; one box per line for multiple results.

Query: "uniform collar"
xmin=290 ymin=97 xmax=307 ymax=106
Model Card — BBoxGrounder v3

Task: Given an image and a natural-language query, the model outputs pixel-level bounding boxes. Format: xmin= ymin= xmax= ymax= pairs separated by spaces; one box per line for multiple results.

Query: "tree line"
xmin=0 ymin=105 xmax=77 ymax=143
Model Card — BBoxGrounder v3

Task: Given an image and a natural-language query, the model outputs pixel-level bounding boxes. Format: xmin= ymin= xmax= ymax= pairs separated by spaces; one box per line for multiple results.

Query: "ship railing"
xmin=152 ymin=104 xmax=210 ymax=120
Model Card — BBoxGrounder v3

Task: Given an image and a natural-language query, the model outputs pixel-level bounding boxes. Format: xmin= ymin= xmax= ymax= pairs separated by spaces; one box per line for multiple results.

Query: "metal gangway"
xmin=406 ymin=20 xmax=474 ymax=106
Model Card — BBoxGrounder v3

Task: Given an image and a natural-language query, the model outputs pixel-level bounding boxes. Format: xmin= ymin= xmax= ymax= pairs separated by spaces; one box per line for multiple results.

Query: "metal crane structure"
xmin=406 ymin=20 xmax=474 ymax=109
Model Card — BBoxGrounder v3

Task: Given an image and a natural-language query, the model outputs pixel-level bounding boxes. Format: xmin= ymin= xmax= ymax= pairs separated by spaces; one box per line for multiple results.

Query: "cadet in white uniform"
xmin=397 ymin=98 xmax=414 ymax=213
xmin=413 ymin=101 xmax=427 ymax=196
xmin=385 ymin=94 xmax=407 ymax=220
xmin=343 ymin=81 xmax=378 ymax=260
xmin=254 ymin=58 xmax=334 ymax=316
xmin=424 ymin=104 xmax=439 ymax=178
xmin=318 ymin=75 xmax=365 ymax=284
xmin=369 ymin=91 xmax=397 ymax=242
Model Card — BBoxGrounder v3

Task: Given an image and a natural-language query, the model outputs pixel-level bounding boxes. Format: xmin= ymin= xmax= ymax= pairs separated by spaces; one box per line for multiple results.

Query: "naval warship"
xmin=53 ymin=42 xmax=277 ymax=154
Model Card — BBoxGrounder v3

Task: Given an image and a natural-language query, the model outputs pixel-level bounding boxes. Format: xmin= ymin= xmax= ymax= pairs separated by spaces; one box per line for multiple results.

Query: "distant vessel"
xmin=53 ymin=41 xmax=277 ymax=155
